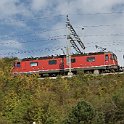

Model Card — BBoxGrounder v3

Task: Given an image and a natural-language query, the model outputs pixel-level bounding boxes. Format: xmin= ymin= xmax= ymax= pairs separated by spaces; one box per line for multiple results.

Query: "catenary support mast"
xmin=66 ymin=15 xmax=73 ymax=76
xmin=66 ymin=15 xmax=85 ymax=76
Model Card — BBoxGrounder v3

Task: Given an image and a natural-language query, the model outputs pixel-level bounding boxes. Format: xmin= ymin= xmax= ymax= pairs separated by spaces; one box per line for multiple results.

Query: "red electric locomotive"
xmin=12 ymin=16 xmax=119 ymax=76
xmin=12 ymin=51 xmax=119 ymax=76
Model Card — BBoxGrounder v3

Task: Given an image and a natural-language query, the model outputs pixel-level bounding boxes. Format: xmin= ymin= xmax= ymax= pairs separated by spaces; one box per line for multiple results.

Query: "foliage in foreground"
xmin=0 ymin=58 xmax=124 ymax=124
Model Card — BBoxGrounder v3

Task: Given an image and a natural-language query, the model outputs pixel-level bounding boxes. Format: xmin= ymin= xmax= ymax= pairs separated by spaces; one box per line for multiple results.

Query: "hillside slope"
xmin=0 ymin=58 xmax=124 ymax=124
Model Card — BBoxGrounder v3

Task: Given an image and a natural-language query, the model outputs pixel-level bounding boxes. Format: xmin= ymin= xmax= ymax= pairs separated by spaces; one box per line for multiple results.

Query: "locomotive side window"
xmin=105 ymin=55 xmax=109 ymax=61
xmin=87 ymin=57 xmax=95 ymax=62
xmin=16 ymin=62 xmax=21 ymax=67
xmin=30 ymin=62 xmax=38 ymax=67
xmin=71 ymin=58 xmax=76 ymax=63
xmin=49 ymin=60 xmax=57 ymax=65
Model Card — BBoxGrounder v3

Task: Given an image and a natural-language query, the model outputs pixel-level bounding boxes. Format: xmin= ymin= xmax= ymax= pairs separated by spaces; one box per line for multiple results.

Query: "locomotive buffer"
xmin=66 ymin=15 xmax=85 ymax=76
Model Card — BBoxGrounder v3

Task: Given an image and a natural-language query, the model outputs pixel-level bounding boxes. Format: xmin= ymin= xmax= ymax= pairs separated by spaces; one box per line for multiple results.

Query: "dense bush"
xmin=63 ymin=100 xmax=95 ymax=124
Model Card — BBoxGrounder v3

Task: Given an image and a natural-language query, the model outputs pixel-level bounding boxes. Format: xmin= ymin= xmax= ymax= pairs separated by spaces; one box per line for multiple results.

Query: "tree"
xmin=64 ymin=100 xmax=95 ymax=124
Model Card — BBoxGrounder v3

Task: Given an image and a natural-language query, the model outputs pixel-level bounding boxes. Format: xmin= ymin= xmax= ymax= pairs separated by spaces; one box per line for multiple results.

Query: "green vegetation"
xmin=0 ymin=58 xmax=124 ymax=124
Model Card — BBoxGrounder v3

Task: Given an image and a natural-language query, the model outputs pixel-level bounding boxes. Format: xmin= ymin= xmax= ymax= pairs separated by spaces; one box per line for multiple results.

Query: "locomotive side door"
xmin=105 ymin=54 xmax=109 ymax=65
xmin=59 ymin=57 xmax=64 ymax=69
xmin=59 ymin=56 xmax=65 ymax=73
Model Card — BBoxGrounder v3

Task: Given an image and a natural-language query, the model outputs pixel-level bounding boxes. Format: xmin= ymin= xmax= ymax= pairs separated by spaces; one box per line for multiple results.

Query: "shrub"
xmin=64 ymin=100 xmax=95 ymax=124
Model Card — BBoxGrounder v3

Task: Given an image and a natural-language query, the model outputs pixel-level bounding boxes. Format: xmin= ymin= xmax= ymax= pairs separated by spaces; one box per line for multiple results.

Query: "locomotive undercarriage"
xmin=39 ymin=65 xmax=119 ymax=77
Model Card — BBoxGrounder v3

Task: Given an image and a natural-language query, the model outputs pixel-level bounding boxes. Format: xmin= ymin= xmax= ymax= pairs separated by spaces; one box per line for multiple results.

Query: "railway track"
xmin=38 ymin=71 xmax=124 ymax=80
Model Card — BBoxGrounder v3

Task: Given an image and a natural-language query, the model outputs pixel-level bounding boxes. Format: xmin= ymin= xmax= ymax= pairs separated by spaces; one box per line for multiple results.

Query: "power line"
xmin=0 ymin=14 xmax=64 ymax=23
xmin=1 ymin=11 xmax=124 ymax=23
xmin=81 ymin=24 xmax=124 ymax=28
xmin=1 ymin=23 xmax=124 ymax=39
xmin=0 ymin=37 xmax=66 ymax=45
xmin=1 ymin=40 xmax=124 ymax=53
xmin=1 ymin=46 xmax=124 ymax=57
xmin=0 ymin=28 xmax=66 ymax=39
xmin=0 ymin=46 xmax=66 ymax=56
xmin=84 ymin=33 xmax=124 ymax=37
xmin=1 ymin=33 xmax=124 ymax=45
xmin=71 ymin=11 xmax=124 ymax=16
xmin=2 ymin=30 xmax=124 ymax=40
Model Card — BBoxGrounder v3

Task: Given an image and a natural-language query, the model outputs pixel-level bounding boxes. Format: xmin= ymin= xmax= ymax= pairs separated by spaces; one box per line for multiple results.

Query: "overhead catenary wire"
xmin=0 ymin=45 xmax=66 ymax=56
xmin=1 ymin=23 xmax=124 ymax=40
xmin=0 ymin=28 xmax=66 ymax=39
xmin=0 ymin=14 xmax=64 ymax=23
xmin=0 ymin=37 xmax=66 ymax=45
xmin=1 ymin=11 xmax=124 ymax=23
xmin=1 ymin=45 xmax=124 ymax=57
xmin=1 ymin=34 xmax=124 ymax=45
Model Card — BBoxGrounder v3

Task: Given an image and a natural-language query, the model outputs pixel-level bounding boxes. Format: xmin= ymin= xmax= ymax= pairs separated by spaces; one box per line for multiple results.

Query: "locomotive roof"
xmin=21 ymin=51 xmax=113 ymax=61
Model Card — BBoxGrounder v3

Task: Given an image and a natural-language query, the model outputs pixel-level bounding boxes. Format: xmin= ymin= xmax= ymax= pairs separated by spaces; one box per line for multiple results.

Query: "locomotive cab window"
xmin=111 ymin=54 xmax=117 ymax=61
xmin=71 ymin=58 xmax=76 ymax=63
xmin=30 ymin=62 xmax=38 ymax=67
xmin=16 ymin=62 xmax=21 ymax=67
xmin=49 ymin=60 xmax=57 ymax=65
xmin=114 ymin=54 xmax=117 ymax=61
xmin=87 ymin=57 xmax=95 ymax=62
xmin=105 ymin=55 xmax=109 ymax=61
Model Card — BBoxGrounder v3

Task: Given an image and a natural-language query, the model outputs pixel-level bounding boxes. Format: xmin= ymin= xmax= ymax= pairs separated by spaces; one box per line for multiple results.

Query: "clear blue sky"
xmin=0 ymin=0 xmax=124 ymax=66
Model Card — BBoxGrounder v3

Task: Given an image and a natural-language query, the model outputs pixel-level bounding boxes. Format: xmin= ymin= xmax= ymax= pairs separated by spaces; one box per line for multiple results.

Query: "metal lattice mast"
xmin=66 ymin=15 xmax=85 ymax=54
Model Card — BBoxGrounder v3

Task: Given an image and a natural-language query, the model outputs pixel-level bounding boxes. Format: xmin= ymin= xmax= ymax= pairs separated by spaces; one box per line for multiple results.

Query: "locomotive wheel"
xmin=93 ymin=70 xmax=100 ymax=74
